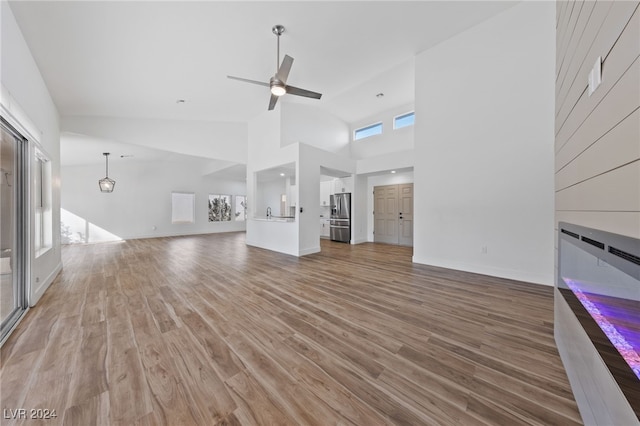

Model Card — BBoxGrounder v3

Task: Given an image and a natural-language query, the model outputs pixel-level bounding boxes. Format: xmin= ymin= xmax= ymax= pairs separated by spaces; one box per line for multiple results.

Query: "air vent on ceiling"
xmin=608 ymin=246 xmax=640 ymax=266
xmin=561 ymin=229 xmax=580 ymax=239
xmin=581 ymin=236 xmax=605 ymax=250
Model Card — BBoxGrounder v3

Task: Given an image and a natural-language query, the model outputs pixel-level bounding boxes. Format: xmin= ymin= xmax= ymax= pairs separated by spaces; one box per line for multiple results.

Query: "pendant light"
xmin=98 ymin=152 xmax=115 ymax=192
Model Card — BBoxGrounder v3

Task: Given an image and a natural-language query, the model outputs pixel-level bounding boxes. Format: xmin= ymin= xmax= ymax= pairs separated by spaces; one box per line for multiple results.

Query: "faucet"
xmin=266 ymin=207 xmax=272 ymax=218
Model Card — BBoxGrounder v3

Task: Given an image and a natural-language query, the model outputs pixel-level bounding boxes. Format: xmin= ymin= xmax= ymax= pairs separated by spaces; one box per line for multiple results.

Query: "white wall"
xmin=61 ymin=158 xmax=246 ymax=241
xmin=350 ymin=103 xmax=415 ymax=160
xmin=298 ymin=143 xmax=356 ymax=254
xmin=413 ymin=1 xmax=555 ymax=285
xmin=280 ymin=103 xmax=350 ymax=154
xmin=367 ymin=171 xmax=414 ymax=242
xmin=357 ymin=149 xmax=415 ymax=175
xmin=1 ymin=2 xmax=62 ymax=305
xmin=62 ymin=115 xmax=247 ymax=163
xmin=245 ymin=107 xmax=300 ymax=255
xmin=246 ymin=105 xmax=356 ymax=257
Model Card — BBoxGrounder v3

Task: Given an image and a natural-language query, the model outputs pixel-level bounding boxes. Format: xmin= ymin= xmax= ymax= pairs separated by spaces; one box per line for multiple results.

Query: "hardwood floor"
xmin=0 ymin=232 xmax=582 ymax=425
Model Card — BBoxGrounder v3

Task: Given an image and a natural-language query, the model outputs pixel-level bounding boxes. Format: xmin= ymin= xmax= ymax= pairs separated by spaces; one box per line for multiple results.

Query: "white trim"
xmin=30 ymin=261 xmax=62 ymax=307
xmin=299 ymin=246 xmax=320 ymax=256
xmin=412 ymin=256 xmax=553 ymax=286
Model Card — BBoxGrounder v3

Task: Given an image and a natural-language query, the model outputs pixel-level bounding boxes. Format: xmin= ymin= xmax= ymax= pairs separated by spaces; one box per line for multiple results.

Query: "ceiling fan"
xmin=227 ymin=25 xmax=322 ymax=111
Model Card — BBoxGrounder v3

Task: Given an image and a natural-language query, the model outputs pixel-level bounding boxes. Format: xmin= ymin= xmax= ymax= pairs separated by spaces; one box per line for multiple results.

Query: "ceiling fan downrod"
xmin=272 ymin=25 xmax=285 ymax=74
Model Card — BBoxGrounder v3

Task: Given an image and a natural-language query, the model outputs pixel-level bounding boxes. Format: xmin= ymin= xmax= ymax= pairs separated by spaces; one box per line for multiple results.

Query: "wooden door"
xmin=373 ymin=183 xmax=413 ymax=246
xmin=374 ymin=185 xmax=398 ymax=244
xmin=398 ymin=183 xmax=413 ymax=246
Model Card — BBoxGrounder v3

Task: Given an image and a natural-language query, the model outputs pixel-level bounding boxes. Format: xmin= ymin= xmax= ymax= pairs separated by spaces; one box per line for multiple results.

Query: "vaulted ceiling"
xmin=9 ymin=1 xmax=515 ymax=125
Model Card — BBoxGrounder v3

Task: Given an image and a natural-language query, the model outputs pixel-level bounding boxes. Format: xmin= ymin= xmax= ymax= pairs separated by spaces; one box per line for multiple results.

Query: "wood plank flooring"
xmin=0 ymin=232 xmax=582 ymax=425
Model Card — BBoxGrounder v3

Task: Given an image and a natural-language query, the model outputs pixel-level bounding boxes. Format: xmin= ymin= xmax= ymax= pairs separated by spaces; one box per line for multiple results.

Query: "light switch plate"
xmin=588 ymin=56 xmax=602 ymax=96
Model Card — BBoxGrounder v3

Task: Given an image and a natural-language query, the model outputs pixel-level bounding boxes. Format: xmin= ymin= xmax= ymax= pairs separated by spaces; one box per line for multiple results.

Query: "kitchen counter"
xmin=253 ymin=216 xmax=295 ymax=223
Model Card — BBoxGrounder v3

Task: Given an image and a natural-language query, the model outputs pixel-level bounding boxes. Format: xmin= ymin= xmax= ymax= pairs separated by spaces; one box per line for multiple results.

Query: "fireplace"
xmin=556 ymin=222 xmax=639 ymax=425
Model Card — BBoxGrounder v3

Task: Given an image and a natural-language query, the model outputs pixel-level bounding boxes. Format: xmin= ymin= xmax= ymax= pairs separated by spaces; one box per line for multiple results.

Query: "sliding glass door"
xmin=1 ymin=118 xmax=27 ymax=343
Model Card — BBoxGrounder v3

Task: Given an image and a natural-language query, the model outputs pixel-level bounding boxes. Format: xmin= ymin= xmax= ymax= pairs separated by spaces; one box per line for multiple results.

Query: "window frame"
xmin=353 ymin=122 xmax=383 ymax=141
xmin=171 ymin=191 xmax=195 ymax=224
xmin=393 ymin=111 xmax=415 ymax=130
xmin=34 ymin=148 xmax=52 ymax=257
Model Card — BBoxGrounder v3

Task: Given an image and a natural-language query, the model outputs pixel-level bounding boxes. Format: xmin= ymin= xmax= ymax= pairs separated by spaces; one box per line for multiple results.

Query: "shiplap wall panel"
xmin=556 ymin=161 xmax=640 ymax=211
xmin=556 ymin=108 xmax=640 ymax=188
xmin=555 ymin=0 xmax=639 ymax=240
xmin=556 ymin=110 xmax=640 ymax=191
xmin=557 ymin=1 xmax=579 ymax=66
xmin=556 ymin=0 xmax=589 ymax=79
xmin=557 ymin=5 xmax=639 ymax=142
xmin=555 ymin=1 xmax=613 ymax=109
xmin=556 ymin=57 xmax=639 ymax=159
xmin=556 ymin=1 xmax=616 ymax=129
xmin=557 ymin=1 xmax=571 ymax=35
xmin=556 ymin=2 xmax=636 ymax=132
xmin=556 ymin=1 xmax=608 ymax=89
xmin=557 ymin=1 xmax=567 ymax=31
xmin=556 ymin=2 xmax=638 ymax=144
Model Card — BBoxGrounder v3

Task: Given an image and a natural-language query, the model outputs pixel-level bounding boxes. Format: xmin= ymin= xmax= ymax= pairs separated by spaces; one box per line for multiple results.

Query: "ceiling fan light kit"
xmin=270 ymin=77 xmax=286 ymax=97
xmin=227 ymin=25 xmax=322 ymax=110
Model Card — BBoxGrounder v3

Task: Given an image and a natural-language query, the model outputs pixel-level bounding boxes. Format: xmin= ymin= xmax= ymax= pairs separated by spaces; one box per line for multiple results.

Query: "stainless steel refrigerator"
xmin=330 ymin=193 xmax=351 ymax=243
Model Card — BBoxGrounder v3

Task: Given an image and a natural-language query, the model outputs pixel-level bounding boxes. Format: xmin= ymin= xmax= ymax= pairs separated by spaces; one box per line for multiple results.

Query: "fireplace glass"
xmin=558 ymin=222 xmax=639 ymax=414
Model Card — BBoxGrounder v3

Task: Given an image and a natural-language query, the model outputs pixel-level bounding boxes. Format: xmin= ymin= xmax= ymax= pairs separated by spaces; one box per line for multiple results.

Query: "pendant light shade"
xmin=99 ymin=152 xmax=115 ymax=192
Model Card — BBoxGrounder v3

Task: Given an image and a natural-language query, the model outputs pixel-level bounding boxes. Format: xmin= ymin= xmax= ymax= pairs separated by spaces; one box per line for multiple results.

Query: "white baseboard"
xmin=299 ymin=246 xmax=320 ymax=256
xmin=30 ymin=261 xmax=62 ymax=307
xmin=411 ymin=256 xmax=553 ymax=286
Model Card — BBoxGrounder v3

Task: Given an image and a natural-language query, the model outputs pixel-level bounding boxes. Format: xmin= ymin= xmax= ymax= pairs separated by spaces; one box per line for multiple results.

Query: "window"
xmin=171 ymin=192 xmax=195 ymax=224
xmin=235 ymin=195 xmax=247 ymax=221
xmin=208 ymin=194 xmax=232 ymax=222
xmin=354 ymin=122 xmax=383 ymax=140
xmin=394 ymin=112 xmax=415 ymax=129
xmin=34 ymin=149 xmax=52 ymax=257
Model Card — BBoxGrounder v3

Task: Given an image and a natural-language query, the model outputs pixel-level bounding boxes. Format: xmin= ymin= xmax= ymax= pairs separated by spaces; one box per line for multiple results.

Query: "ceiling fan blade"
xmin=268 ymin=94 xmax=279 ymax=110
xmin=227 ymin=75 xmax=270 ymax=87
xmin=285 ymin=85 xmax=322 ymax=99
xmin=277 ymin=55 xmax=294 ymax=83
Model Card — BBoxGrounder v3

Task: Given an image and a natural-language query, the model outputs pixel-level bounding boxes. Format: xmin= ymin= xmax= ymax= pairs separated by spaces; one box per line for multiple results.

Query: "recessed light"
xmin=376 ymin=93 xmax=384 ymax=98
xmin=390 ymin=170 xmax=396 ymax=174
xmin=280 ymin=173 xmax=285 ymax=177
